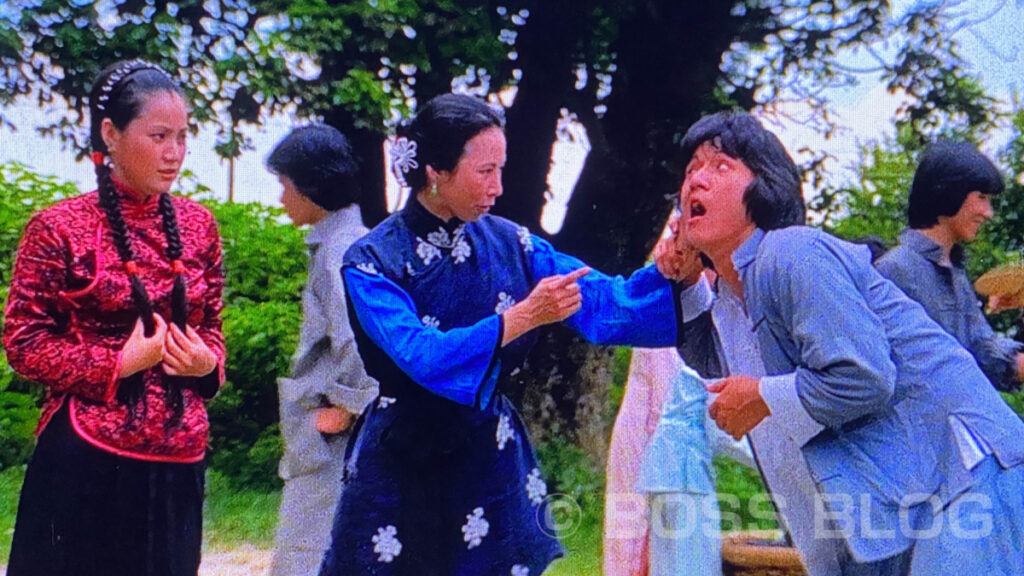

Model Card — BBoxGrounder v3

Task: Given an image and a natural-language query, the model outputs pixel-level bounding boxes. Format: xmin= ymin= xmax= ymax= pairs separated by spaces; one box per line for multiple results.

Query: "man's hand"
xmin=706 ymin=376 xmax=770 ymax=440
xmin=654 ymin=212 xmax=703 ymax=285
xmin=314 ymin=406 xmax=357 ymax=434
xmin=987 ymin=292 xmax=1024 ymax=313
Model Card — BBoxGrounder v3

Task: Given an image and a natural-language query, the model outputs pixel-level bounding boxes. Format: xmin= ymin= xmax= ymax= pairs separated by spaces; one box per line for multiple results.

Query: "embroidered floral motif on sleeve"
xmin=496 ymin=414 xmax=515 ymax=450
xmin=525 ymin=468 xmax=547 ymax=505
xmin=512 ymin=565 xmax=530 ymax=576
xmin=355 ymin=262 xmax=378 ymax=275
xmin=518 ymin=226 xmax=533 ymax=253
xmin=421 ymin=315 xmax=441 ymax=329
xmin=461 ymin=507 xmax=490 ymax=549
xmin=377 ymin=396 xmax=397 ymax=409
xmin=372 ymin=525 xmax=402 ymax=562
xmin=416 ymin=238 xmax=442 ymax=265
xmin=495 ymin=292 xmax=516 ymax=314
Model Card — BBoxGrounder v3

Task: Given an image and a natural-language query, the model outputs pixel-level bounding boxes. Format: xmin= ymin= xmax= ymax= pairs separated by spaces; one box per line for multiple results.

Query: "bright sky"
xmin=1 ymin=0 xmax=1022 ymax=232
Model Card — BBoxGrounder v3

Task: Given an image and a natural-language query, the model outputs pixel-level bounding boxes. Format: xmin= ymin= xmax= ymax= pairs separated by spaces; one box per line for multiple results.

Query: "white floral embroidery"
xmin=422 ymin=225 xmax=471 ymax=263
xmin=372 ymin=525 xmax=402 ymax=562
xmin=390 ymin=137 xmax=418 ymax=188
xmin=427 ymin=227 xmax=452 ymax=247
xmin=378 ymin=396 xmax=397 ymax=409
xmin=525 ymin=468 xmax=547 ymax=505
xmin=461 ymin=507 xmax=490 ymax=549
xmin=421 ymin=315 xmax=440 ymax=329
xmin=495 ymin=292 xmax=516 ymax=314
xmin=416 ymin=238 xmax=442 ymax=265
xmin=511 ymin=565 xmax=530 ymax=576
xmin=496 ymin=414 xmax=515 ymax=450
xmin=518 ymin=226 xmax=533 ymax=253
xmin=451 ymin=236 xmax=472 ymax=263
xmin=405 ymin=262 xmax=416 ymax=276
xmin=355 ymin=262 xmax=378 ymax=275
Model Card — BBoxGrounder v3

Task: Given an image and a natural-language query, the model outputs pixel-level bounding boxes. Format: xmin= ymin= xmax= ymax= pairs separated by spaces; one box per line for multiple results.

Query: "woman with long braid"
xmin=3 ymin=60 xmax=225 ymax=576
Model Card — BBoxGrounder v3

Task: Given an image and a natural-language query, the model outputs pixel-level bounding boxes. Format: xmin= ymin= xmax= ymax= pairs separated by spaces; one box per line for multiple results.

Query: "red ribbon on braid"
xmin=124 ymin=261 xmax=139 ymax=275
xmin=171 ymin=260 xmax=186 ymax=274
xmin=90 ymin=151 xmax=105 ymax=166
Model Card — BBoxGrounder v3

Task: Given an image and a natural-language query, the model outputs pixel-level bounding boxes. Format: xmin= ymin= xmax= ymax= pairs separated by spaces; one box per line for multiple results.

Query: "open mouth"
xmin=688 ymin=199 xmax=707 ymax=219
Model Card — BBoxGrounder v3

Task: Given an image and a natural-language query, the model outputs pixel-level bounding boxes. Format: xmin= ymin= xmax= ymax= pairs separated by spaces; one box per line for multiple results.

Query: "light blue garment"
xmin=637 ymin=364 xmax=716 ymax=495
xmin=637 ymin=364 xmax=722 ymax=576
xmin=908 ymin=455 xmax=1024 ymax=575
xmin=737 ymin=226 xmax=1024 ymax=563
xmin=875 ymin=229 xmax=1021 ymax=391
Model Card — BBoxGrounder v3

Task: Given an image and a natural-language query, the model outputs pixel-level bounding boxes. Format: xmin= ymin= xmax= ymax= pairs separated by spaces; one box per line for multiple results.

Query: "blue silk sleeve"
xmin=528 ymin=236 xmax=678 ymax=347
xmin=343 ymin=267 xmax=501 ymax=408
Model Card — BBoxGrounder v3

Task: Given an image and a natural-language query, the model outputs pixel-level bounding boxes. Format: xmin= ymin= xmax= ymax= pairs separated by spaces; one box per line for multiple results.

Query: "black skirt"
xmin=6 ymin=402 xmax=205 ymax=576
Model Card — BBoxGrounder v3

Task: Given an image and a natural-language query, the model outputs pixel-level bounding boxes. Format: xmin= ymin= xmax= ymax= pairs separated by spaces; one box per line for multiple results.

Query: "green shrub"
xmin=203 ymin=201 xmax=306 ymax=488
xmin=0 ymin=162 xmax=76 ymax=470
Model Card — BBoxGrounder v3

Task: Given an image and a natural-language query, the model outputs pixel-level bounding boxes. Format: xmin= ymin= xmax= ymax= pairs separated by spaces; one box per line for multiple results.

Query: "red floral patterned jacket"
xmin=3 ymin=184 xmax=225 ymax=463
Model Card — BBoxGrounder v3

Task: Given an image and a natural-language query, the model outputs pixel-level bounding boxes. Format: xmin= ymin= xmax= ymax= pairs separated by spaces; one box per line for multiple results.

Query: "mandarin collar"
xmin=899 ymin=228 xmax=965 ymax=268
xmin=107 ymin=177 xmax=162 ymax=219
xmin=306 ymin=204 xmax=365 ymax=247
xmin=731 ymin=228 xmax=765 ymax=271
xmin=402 ymin=194 xmax=466 ymax=239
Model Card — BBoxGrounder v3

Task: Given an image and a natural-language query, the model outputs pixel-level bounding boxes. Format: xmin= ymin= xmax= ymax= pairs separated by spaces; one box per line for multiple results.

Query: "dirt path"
xmin=200 ymin=544 xmax=274 ymax=575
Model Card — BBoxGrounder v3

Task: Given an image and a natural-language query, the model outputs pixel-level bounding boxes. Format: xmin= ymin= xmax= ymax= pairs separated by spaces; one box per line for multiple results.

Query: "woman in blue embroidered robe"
xmin=318 ymin=94 xmax=680 ymax=575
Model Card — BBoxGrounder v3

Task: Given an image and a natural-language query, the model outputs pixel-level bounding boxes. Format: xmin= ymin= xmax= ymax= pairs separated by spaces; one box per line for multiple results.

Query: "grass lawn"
xmin=1 ymin=465 xmax=24 ymax=560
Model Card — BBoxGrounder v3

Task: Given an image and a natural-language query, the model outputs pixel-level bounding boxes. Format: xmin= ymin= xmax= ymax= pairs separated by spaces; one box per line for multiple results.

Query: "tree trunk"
xmin=558 ymin=2 xmax=738 ymax=274
xmin=508 ymin=2 xmax=743 ymax=465
xmin=322 ymin=108 xmax=388 ymax=227
xmin=496 ymin=0 xmax=589 ymax=233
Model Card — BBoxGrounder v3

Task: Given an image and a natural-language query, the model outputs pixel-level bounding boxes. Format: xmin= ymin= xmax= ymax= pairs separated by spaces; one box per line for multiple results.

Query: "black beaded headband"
xmin=95 ymin=60 xmax=174 ymax=112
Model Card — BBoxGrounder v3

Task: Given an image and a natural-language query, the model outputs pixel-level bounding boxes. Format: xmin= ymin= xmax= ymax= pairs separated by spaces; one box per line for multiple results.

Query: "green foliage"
xmin=715 ymin=456 xmax=776 ymax=532
xmin=818 ymin=129 xmax=920 ymax=245
xmin=534 ymin=437 xmax=605 ymax=576
xmin=535 ymin=436 xmax=605 ymax=515
xmin=205 ymin=200 xmax=307 ymax=304
xmin=1001 ymin=391 xmax=1024 ymax=422
xmin=0 ymin=464 xmax=25 ymax=555
xmin=202 ymin=200 xmax=306 ymax=489
xmin=203 ymin=469 xmax=282 ymax=548
xmin=605 ymin=347 xmax=633 ymax=420
xmin=0 ymin=162 xmax=75 ymax=470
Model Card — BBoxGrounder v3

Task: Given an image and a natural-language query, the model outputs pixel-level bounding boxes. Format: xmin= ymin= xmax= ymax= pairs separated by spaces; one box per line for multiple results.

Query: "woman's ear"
xmin=100 ymin=118 xmax=120 ymax=155
xmin=426 ymin=164 xmax=452 ymax=187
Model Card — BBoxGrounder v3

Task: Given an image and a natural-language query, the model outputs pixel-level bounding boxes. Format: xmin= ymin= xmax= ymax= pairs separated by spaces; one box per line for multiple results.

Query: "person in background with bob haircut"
xmin=265 ymin=124 xmax=379 ymax=576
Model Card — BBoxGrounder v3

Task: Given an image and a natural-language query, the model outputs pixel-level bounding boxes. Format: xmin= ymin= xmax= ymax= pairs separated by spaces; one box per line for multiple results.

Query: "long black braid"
xmin=89 ymin=60 xmax=190 ymax=425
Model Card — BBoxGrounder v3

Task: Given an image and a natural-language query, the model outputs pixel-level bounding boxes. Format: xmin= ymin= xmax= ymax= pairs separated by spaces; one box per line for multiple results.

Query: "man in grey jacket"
xmin=666 ymin=111 xmax=1024 ymax=575
xmin=875 ymin=140 xmax=1023 ymax=392
xmin=266 ymin=125 xmax=379 ymax=576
